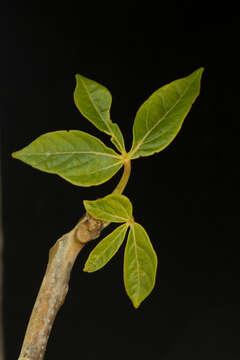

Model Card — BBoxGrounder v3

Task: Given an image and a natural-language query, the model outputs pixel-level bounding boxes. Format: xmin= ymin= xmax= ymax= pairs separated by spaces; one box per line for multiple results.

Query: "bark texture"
xmin=18 ymin=213 xmax=103 ymax=360
xmin=0 ymin=222 xmax=3 ymax=360
xmin=0 ymin=159 xmax=4 ymax=360
xmin=17 ymin=159 xmax=130 ymax=360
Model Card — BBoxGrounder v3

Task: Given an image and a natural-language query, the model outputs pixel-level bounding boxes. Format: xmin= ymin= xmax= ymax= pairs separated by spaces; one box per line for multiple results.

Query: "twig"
xmin=18 ymin=160 xmax=131 ymax=360
xmin=1 ymin=161 xmax=5 ymax=360
xmin=18 ymin=213 xmax=104 ymax=360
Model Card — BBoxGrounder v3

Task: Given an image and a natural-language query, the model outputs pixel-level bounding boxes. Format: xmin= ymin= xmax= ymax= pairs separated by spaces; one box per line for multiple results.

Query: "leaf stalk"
xmin=113 ymin=159 xmax=131 ymax=194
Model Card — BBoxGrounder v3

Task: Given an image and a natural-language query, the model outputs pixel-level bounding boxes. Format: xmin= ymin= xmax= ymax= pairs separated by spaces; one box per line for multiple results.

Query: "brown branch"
xmin=0 ymin=185 xmax=4 ymax=360
xmin=17 ymin=161 xmax=131 ymax=360
xmin=18 ymin=213 xmax=104 ymax=360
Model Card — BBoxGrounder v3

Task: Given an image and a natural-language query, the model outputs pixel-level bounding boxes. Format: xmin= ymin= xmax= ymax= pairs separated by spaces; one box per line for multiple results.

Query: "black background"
xmin=1 ymin=1 xmax=240 ymax=359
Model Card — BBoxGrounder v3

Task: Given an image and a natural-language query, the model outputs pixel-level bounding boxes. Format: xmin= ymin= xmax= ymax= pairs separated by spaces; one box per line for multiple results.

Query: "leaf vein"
xmin=88 ymin=225 xmax=127 ymax=265
xmin=80 ymin=77 xmax=109 ymax=129
xmin=131 ymin=225 xmax=141 ymax=304
xmin=82 ymin=161 xmax=122 ymax=176
xmin=131 ymin=72 xmax=199 ymax=156
xmin=80 ymin=78 xmax=122 ymax=151
xmin=22 ymin=151 xmax=120 ymax=159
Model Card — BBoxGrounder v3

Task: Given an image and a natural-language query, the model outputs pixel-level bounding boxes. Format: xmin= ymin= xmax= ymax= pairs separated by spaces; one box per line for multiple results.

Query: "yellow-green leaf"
xmin=124 ymin=222 xmax=158 ymax=308
xmin=84 ymin=194 xmax=132 ymax=223
xmin=129 ymin=68 xmax=204 ymax=159
xmin=74 ymin=74 xmax=125 ymax=154
xmin=84 ymin=223 xmax=129 ymax=272
xmin=12 ymin=130 xmax=123 ymax=186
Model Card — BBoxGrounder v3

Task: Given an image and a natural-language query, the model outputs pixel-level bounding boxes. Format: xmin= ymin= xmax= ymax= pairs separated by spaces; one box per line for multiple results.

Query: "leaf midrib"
xmin=130 ymin=71 xmax=199 ymax=157
xmin=80 ymin=77 xmax=123 ymax=152
xmin=19 ymin=151 xmax=121 ymax=159
xmin=116 ymin=199 xmax=132 ymax=220
xmin=89 ymin=206 xmax=129 ymax=222
xmin=87 ymin=224 xmax=128 ymax=269
xmin=79 ymin=161 xmax=122 ymax=176
xmin=131 ymin=224 xmax=141 ymax=305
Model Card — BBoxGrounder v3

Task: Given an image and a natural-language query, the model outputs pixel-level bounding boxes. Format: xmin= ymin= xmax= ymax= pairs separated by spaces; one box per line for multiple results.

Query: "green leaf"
xmin=84 ymin=223 xmax=129 ymax=272
xmin=124 ymin=222 xmax=158 ymax=308
xmin=12 ymin=130 xmax=123 ymax=186
xmin=84 ymin=194 xmax=132 ymax=223
xmin=129 ymin=68 xmax=204 ymax=159
xmin=74 ymin=74 xmax=126 ymax=154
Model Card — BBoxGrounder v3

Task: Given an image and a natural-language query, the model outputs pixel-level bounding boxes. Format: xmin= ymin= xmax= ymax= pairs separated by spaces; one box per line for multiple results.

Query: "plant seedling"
xmin=13 ymin=68 xmax=204 ymax=359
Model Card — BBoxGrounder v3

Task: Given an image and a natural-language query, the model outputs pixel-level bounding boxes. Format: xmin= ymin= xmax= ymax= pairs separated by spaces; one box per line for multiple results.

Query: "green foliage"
xmin=124 ymin=222 xmax=158 ymax=308
xmin=12 ymin=130 xmax=123 ymax=186
xmin=84 ymin=193 xmax=132 ymax=223
xmin=74 ymin=74 xmax=125 ymax=154
xmin=12 ymin=68 xmax=204 ymax=308
xmin=84 ymin=223 xmax=128 ymax=273
xmin=83 ymin=194 xmax=157 ymax=308
xmin=129 ymin=68 xmax=204 ymax=159
xmin=13 ymin=68 xmax=203 ymax=188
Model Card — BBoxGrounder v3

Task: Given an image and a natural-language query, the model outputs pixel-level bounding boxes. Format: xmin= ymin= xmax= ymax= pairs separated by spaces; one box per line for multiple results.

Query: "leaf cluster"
xmin=84 ymin=194 xmax=157 ymax=308
xmin=12 ymin=68 xmax=204 ymax=307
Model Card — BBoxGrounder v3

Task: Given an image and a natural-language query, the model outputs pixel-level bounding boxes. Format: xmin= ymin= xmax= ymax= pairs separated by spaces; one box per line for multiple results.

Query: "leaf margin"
xmin=83 ymin=223 xmax=129 ymax=273
xmin=129 ymin=67 xmax=204 ymax=159
xmin=123 ymin=221 xmax=158 ymax=308
xmin=74 ymin=74 xmax=126 ymax=154
xmin=83 ymin=193 xmax=133 ymax=223
xmin=12 ymin=130 xmax=124 ymax=187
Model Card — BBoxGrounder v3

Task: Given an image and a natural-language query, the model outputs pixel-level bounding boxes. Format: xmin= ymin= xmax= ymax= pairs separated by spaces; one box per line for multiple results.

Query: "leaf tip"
xmin=83 ymin=262 xmax=94 ymax=272
xmin=83 ymin=260 xmax=96 ymax=273
xmin=83 ymin=266 xmax=88 ymax=272
xmin=132 ymin=300 xmax=141 ymax=309
xmin=83 ymin=265 xmax=96 ymax=273
xmin=196 ymin=67 xmax=205 ymax=77
xmin=83 ymin=199 xmax=90 ymax=213
xmin=11 ymin=151 xmax=19 ymax=159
